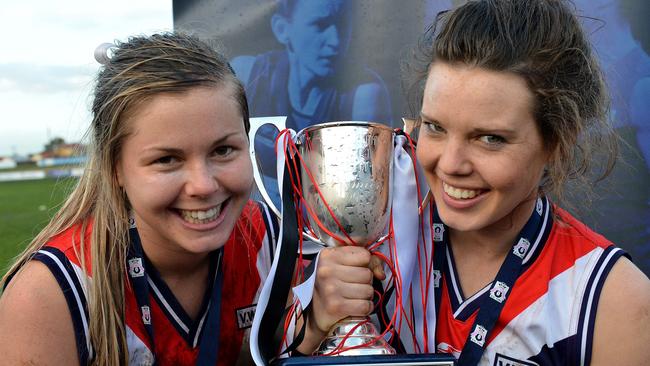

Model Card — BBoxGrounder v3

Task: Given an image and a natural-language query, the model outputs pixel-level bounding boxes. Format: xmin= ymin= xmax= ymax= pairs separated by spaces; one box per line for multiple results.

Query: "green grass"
xmin=0 ymin=178 xmax=74 ymax=274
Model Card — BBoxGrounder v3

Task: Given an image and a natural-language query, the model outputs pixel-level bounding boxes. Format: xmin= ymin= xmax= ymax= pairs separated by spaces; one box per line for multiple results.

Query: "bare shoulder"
xmin=0 ymin=260 xmax=79 ymax=365
xmin=591 ymin=256 xmax=650 ymax=366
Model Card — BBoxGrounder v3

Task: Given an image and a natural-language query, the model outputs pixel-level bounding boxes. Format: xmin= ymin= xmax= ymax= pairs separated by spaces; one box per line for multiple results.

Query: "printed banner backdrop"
xmin=173 ymin=0 xmax=650 ymax=276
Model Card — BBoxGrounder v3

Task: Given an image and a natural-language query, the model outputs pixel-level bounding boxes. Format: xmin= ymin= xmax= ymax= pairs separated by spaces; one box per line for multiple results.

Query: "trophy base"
xmin=315 ymin=317 xmax=396 ymax=356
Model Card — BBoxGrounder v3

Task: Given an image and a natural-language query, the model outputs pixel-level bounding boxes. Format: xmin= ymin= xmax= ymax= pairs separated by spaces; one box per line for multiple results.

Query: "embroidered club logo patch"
xmin=433 ymin=270 xmax=442 ymax=288
xmin=490 ymin=281 xmax=510 ymax=303
xmin=513 ymin=238 xmax=530 ymax=259
xmin=433 ymin=224 xmax=445 ymax=242
xmin=128 ymin=258 xmax=145 ymax=278
xmin=470 ymin=324 xmax=487 ymax=347
xmin=141 ymin=305 xmax=151 ymax=325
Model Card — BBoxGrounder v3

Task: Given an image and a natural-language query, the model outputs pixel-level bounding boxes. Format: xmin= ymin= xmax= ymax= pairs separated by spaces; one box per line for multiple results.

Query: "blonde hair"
xmin=2 ymin=32 xmax=249 ymax=365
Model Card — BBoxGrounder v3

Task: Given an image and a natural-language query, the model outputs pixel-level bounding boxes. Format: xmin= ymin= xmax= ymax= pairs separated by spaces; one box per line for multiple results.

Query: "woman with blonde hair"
xmin=0 ymin=33 xmax=277 ymax=365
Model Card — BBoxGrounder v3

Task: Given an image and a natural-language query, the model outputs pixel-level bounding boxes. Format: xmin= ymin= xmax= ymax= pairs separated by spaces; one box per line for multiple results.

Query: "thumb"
xmin=369 ymin=254 xmax=386 ymax=281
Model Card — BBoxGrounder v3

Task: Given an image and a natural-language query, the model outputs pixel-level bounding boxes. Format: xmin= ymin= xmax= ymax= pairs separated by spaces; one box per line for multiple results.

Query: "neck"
xmin=139 ymin=239 xmax=211 ymax=281
xmin=287 ymin=54 xmax=319 ymax=110
xmin=450 ymin=197 xmax=537 ymax=262
xmin=447 ymin=198 xmax=537 ymax=296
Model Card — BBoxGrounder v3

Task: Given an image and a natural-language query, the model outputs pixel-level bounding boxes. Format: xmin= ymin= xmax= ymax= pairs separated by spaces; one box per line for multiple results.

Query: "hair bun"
xmin=94 ymin=43 xmax=116 ymax=65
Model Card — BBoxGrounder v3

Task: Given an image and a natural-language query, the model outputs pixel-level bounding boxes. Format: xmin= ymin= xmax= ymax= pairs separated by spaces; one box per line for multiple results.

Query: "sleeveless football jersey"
xmin=433 ymin=204 xmax=627 ymax=366
xmin=30 ymin=200 xmax=278 ymax=365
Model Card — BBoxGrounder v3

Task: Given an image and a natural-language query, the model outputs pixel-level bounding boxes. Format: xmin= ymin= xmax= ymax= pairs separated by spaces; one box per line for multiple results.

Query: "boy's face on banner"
xmin=285 ymin=0 xmax=352 ymax=78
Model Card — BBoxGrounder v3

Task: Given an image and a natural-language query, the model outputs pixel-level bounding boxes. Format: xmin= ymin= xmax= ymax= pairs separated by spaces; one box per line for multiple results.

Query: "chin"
xmin=438 ymin=210 xmax=486 ymax=232
xmin=184 ymin=238 xmax=227 ymax=255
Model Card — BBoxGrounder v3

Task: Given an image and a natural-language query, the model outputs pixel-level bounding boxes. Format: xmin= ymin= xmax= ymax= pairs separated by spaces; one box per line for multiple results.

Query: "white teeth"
xmin=179 ymin=205 xmax=222 ymax=224
xmin=443 ymin=183 xmax=479 ymax=200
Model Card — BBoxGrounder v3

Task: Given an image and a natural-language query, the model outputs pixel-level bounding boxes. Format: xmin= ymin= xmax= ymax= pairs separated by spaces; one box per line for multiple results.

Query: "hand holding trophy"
xmin=250 ymin=118 xmax=455 ymax=365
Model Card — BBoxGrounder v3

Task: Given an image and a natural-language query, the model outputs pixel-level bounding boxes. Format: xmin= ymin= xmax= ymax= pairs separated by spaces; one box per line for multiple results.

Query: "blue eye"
xmin=423 ymin=121 xmax=445 ymax=134
xmin=479 ymin=135 xmax=506 ymax=145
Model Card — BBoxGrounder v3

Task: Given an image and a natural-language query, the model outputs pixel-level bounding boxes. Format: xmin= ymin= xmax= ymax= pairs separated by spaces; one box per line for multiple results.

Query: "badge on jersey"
xmin=128 ymin=257 xmax=145 ymax=278
xmin=470 ymin=324 xmax=488 ymax=347
xmin=489 ymin=281 xmax=510 ymax=303
xmin=236 ymin=304 xmax=256 ymax=330
xmin=141 ymin=305 xmax=151 ymax=325
xmin=433 ymin=270 xmax=442 ymax=288
xmin=513 ymin=238 xmax=531 ymax=259
xmin=433 ymin=224 xmax=445 ymax=242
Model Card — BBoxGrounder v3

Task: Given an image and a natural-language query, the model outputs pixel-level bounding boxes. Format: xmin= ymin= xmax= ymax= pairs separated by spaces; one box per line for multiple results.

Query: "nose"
xmin=184 ymin=162 xmax=218 ymax=197
xmin=437 ymin=138 xmax=472 ymax=176
xmin=324 ymin=24 xmax=340 ymax=48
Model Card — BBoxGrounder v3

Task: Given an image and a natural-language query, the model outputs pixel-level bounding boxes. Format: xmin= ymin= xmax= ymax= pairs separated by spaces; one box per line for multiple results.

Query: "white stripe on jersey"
xmin=523 ymin=196 xmax=551 ymax=265
xmin=146 ymin=277 xmax=190 ymax=334
xmin=37 ymin=249 xmax=94 ymax=360
xmin=579 ymin=247 xmax=622 ymax=366
xmin=454 ymin=285 xmax=490 ymax=319
xmin=480 ymin=246 xmax=605 ymax=365
xmin=446 ymin=246 xmax=463 ymax=304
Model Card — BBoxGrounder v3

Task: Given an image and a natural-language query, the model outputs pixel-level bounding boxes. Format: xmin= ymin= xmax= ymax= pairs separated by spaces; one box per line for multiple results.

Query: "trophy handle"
xmin=249 ymin=116 xmax=289 ymax=218
xmin=249 ymin=117 xmax=326 ymax=251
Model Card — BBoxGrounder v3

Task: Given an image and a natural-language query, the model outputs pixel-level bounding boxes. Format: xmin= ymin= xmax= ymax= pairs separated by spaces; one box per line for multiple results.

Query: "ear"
xmin=271 ymin=14 xmax=291 ymax=46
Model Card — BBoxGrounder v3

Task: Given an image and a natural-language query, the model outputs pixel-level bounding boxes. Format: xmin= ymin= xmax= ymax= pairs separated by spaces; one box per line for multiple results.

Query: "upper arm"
xmin=0 ymin=260 xmax=79 ymax=365
xmin=591 ymin=257 xmax=650 ymax=366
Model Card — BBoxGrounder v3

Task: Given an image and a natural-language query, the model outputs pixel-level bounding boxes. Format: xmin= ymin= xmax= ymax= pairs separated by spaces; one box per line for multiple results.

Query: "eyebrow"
xmin=142 ymin=132 xmax=243 ymax=154
xmin=420 ymin=112 xmax=516 ymax=135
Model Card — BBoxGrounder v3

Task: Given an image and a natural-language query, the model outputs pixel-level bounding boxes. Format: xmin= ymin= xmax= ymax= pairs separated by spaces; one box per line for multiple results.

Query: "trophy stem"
xmin=315 ymin=316 xmax=396 ymax=356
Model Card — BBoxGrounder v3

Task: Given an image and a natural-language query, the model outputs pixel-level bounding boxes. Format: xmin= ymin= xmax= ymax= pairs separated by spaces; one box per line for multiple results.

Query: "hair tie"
xmin=94 ymin=42 xmax=116 ymax=65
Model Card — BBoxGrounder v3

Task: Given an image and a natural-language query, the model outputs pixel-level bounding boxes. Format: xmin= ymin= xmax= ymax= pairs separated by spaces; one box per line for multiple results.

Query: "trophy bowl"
xmin=295 ymin=122 xmax=394 ymax=249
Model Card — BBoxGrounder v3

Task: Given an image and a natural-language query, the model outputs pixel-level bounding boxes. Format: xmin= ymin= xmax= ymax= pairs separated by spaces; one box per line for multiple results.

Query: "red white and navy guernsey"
xmin=429 ymin=196 xmax=628 ymax=366
xmin=26 ymin=200 xmax=278 ymax=366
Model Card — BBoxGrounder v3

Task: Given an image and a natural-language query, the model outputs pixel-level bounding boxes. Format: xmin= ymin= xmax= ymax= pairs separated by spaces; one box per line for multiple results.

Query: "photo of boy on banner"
xmin=230 ymin=0 xmax=393 ymax=208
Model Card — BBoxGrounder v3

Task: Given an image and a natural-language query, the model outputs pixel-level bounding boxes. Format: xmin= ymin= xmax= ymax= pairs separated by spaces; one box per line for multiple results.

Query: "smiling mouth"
xmin=443 ymin=182 xmax=484 ymax=199
xmin=177 ymin=199 xmax=229 ymax=225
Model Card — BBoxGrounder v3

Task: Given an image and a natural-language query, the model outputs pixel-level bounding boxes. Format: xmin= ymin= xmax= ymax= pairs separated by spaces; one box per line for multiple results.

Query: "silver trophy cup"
xmin=250 ymin=119 xmax=396 ymax=356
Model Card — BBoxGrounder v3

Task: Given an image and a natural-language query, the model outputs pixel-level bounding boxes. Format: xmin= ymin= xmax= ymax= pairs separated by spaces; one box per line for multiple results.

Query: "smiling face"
xmin=116 ymin=86 xmax=252 ymax=258
xmin=416 ymin=62 xmax=549 ymax=235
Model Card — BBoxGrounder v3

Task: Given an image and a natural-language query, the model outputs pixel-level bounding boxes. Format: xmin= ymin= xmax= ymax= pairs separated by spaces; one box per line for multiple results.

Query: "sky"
xmin=0 ymin=0 xmax=173 ymax=157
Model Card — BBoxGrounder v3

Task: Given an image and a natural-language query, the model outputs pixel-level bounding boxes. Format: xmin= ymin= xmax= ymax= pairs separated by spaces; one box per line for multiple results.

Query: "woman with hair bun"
xmin=296 ymin=1 xmax=650 ymax=365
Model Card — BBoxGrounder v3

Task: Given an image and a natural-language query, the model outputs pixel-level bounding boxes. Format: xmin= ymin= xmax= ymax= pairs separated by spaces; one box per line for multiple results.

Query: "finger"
xmin=342 ymin=299 xmax=375 ymax=317
xmin=337 ymin=282 xmax=375 ymax=301
xmin=333 ymin=246 xmax=372 ymax=267
xmin=329 ymin=265 xmax=373 ymax=285
xmin=369 ymin=255 xmax=385 ymax=280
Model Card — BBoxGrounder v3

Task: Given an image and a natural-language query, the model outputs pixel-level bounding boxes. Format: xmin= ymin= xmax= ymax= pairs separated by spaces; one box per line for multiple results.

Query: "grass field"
xmin=0 ymin=178 xmax=74 ymax=274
